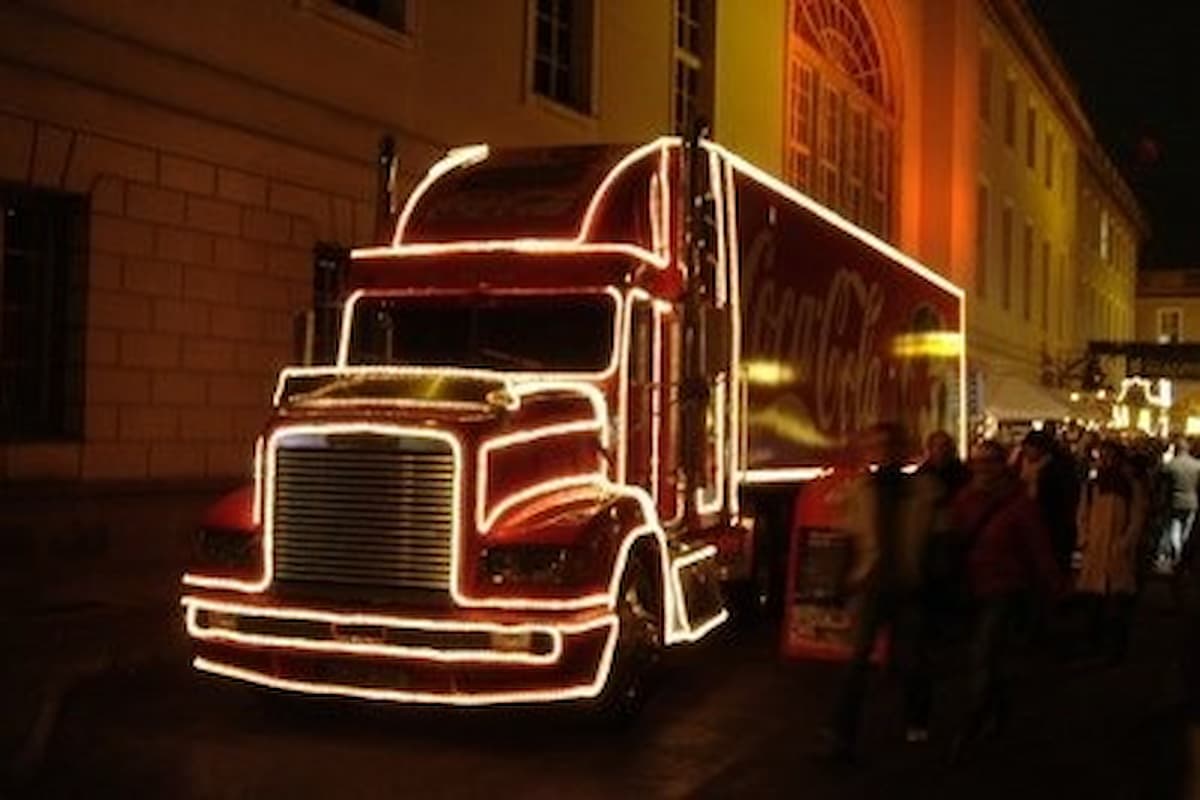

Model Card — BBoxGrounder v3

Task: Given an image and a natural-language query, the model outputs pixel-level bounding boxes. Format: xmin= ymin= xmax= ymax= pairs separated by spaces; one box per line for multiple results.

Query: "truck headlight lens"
xmin=482 ymin=546 xmax=578 ymax=586
xmin=194 ymin=527 xmax=259 ymax=572
xmin=489 ymin=631 xmax=534 ymax=652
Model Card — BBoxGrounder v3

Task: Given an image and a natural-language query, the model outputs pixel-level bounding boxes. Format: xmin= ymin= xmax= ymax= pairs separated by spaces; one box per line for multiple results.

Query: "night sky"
xmin=1027 ymin=0 xmax=1198 ymax=269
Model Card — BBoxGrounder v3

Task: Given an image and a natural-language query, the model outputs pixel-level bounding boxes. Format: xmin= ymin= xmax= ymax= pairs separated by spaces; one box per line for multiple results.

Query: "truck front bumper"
xmin=181 ymin=593 xmax=617 ymax=706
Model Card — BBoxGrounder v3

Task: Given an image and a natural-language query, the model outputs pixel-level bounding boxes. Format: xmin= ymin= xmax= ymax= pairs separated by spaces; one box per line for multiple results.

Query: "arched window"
xmin=786 ymin=0 xmax=896 ymax=238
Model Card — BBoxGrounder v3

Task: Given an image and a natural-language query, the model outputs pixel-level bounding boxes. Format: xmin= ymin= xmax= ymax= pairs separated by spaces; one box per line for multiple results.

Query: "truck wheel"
xmin=597 ymin=552 xmax=663 ymax=722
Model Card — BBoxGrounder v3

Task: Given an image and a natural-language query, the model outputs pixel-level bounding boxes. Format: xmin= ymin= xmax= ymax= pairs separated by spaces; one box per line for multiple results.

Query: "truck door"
xmin=625 ymin=299 xmax=655 ymax=491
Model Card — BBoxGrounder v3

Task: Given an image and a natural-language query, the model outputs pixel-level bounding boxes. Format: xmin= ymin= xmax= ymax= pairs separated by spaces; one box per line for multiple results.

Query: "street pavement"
xmin=3 ymin=574 xmax=1195 ymax=799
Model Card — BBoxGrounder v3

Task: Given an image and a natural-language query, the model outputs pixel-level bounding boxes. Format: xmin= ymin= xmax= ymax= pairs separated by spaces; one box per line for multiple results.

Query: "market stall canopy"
xmin=985 ymin=375 xmax=1071 ymax=421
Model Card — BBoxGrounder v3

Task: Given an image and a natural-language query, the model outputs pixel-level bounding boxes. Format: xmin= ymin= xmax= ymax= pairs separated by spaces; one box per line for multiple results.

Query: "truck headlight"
xmin=194 ymin=527 xmax=259 ymax=572
xmin=482 ymin=545 xmax=580 ymax=587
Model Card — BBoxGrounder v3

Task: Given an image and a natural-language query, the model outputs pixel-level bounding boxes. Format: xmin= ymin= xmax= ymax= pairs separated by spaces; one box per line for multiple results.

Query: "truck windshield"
xmin=346 ymin=293 xmax=615 ymax=372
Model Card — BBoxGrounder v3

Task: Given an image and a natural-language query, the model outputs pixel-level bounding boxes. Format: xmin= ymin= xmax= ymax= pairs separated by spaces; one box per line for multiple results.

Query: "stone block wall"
xmin=0 ymin=111 xmax=384 ymax=483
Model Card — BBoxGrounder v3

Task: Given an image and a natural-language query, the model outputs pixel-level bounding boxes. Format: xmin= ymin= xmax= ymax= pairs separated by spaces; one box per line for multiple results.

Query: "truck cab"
xmin=182 ymin=139 xmax=734 ymax=709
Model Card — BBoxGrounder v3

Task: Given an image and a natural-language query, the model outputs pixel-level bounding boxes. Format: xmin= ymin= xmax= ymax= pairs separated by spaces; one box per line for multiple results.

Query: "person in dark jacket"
xmin=1018 ymin=429 xmax=1080 ymax=574
xmin=917 ymin=430 xmax=972 ymax=635
xmin=821 ymin=422 xmax=945 ymax=761
xmin=950 ymin=439 xmax=1062 ymax=761
xmin=918 ymin=430 xmax=971 ymax=499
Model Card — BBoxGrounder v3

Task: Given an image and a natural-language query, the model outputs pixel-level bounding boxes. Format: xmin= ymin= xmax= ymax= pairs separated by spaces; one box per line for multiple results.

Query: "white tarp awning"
xmin=985 ymin=375 xmax=1071 ymax=421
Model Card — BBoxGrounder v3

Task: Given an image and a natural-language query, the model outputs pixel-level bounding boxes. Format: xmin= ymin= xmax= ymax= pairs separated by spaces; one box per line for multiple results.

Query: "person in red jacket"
xmin=950 ymin=439 xmax=1062 ymax=761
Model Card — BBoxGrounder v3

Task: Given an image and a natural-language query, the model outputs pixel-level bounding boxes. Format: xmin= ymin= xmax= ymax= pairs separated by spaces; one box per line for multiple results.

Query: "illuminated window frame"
xmin=1100 ymin=208 xmax=1111 ymax=262
xmin=1158 ymin=307 xmax=1182 ymax=344
xmin=1026 ymin=102 xmax=1037 ymax=170
xmin=530 ymin=0 xmax=596 ymax=115
xmin=1001 ymin=201 xmax=1013 ymax=311
xmin=975 ymin=181 xmax=990 ymax=302
xmin=979 ymin=45 xmax=993 ymax=124
xmin=1003 ymin=74 xmax=1017 ymax=149
xmin=672 ymin=0 xmax=713 ymax=135
xmin=1044 ymin=130 xmax=1055 ymax=189
xmin=784 ymin=0 xmax=895 ymax=239
xmin=1022 ymin=219 xmax=1033 ymax=321
xmin=1041 ymin=238 xmax=1050 ymax=333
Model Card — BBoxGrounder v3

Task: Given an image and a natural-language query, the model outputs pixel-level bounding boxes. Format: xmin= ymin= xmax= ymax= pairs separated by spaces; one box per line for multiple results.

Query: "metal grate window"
xmin=533 ymin=0 xmax=593 ymax=113
xmin=0 ymin=185 xmax=87 ymax=440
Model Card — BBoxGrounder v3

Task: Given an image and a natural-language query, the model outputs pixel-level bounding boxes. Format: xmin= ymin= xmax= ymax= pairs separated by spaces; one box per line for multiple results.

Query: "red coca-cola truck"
xmin=182 ymin=135 xmax=964 ymax=711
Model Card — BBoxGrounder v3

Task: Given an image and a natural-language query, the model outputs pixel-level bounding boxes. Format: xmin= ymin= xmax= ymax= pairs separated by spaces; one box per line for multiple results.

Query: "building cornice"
xmin=1138 ymin=270 xmax=1200 ymax=299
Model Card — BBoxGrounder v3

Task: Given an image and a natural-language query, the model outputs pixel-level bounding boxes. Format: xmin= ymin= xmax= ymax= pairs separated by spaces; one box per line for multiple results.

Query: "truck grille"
xmin=271 ymin=433 xmax=456 ymax=591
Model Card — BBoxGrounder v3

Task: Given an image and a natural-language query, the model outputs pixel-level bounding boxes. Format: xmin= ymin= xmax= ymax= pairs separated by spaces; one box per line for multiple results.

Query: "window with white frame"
xmin=1058 ymin=251 xmax=1067 ymax=338
xmin=975 ymin=182 xmax=989 ymax=300
xmin=1026 ymin=104 xmax=1037 ymax=170
xmin=1040 ymin=239 xmax=1050 ymax=332
xmin=1001 ymin=203 xmax=1013 ymax=310
xmin=1158 ymin=308 xmax=1182 ymax=343
xmin=532 ymin=0 xmax=594 ymax=113
xmin=1044 ymin=131 xmax=1054 ymax=189
xmin=1003 ymin=75 xmax=1016 ymax=148
xmin=785 ymin=0 xmax=895 ymax=239
xmin=1022 ymin=220 xmax=1033 ymax=320
xmin=673 ymin=0 xmax=714 ymax=135
xmin=979 ymin=46 xmax=993 ymax=123
xmin=1099 ymin=208 xmax=1111 ymax=261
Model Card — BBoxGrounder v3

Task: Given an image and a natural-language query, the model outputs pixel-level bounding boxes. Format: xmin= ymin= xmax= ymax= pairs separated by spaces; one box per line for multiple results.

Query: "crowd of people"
xmin=820 ymin=423 xmax=1200 ymax=765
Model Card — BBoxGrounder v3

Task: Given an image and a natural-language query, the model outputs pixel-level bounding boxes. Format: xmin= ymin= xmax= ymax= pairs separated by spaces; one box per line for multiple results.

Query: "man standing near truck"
xmin=822 ymin=422 xmax=945 ymax=762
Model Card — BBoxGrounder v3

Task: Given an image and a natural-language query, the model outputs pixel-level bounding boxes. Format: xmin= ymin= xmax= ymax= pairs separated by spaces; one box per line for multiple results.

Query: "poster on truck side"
xmin=781 ymin=471 xmax=887 ymax=663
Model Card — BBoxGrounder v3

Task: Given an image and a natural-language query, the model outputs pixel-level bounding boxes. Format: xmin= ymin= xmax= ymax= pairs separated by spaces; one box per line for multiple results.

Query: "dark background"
xmin=1028 ymin=0 xmax=1199 ymax=268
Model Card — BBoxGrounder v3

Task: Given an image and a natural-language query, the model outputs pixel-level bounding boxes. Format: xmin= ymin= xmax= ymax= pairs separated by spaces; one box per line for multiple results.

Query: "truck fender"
xmin=201 ymin=484 xmax=256 ymax=533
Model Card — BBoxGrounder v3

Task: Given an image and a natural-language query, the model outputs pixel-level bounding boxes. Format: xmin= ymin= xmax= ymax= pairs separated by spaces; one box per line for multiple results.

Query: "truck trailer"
xmin=181 ymin=135 xmax=965 ymax=711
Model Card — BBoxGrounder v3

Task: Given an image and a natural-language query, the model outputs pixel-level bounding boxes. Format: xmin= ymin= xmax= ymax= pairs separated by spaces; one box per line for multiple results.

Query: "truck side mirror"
xmin=704 ymin=305 xmax=731 ymax=377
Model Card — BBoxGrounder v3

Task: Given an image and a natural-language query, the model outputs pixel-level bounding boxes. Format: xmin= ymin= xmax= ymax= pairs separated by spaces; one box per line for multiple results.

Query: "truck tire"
xmin=596 ymin=549 xmax=663 ymax=722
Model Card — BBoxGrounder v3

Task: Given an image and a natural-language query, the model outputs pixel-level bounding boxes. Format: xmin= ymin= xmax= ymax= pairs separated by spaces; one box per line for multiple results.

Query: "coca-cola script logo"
xmin=742 ymin=227 xmax=883 ymax=438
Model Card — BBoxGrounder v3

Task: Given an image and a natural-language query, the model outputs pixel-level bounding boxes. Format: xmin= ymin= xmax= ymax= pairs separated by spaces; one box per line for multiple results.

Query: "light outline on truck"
xmin=182 ymin=596 xmax=568 ymax=666
xmin=385 ymin=138 xmax=675 ymax=267
xmin=361 ymin=135 xmax=965 ymax=466
xmin=184 ymin=420 xmax=726 ymax=639
xmin=709 ymin=141 xmax=969 ymax=460
xmin=186 ymin=469 xmax=726 ymax=704
xmin=390 ymin=143 xmax=491 ymax=248
xmin=192 ymin=614 xmax=621 ymax=707
xmin=333 ymin=285 xmax=627 ymax=382
xmin=476 ymin=418 xmax=608 ymax=533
